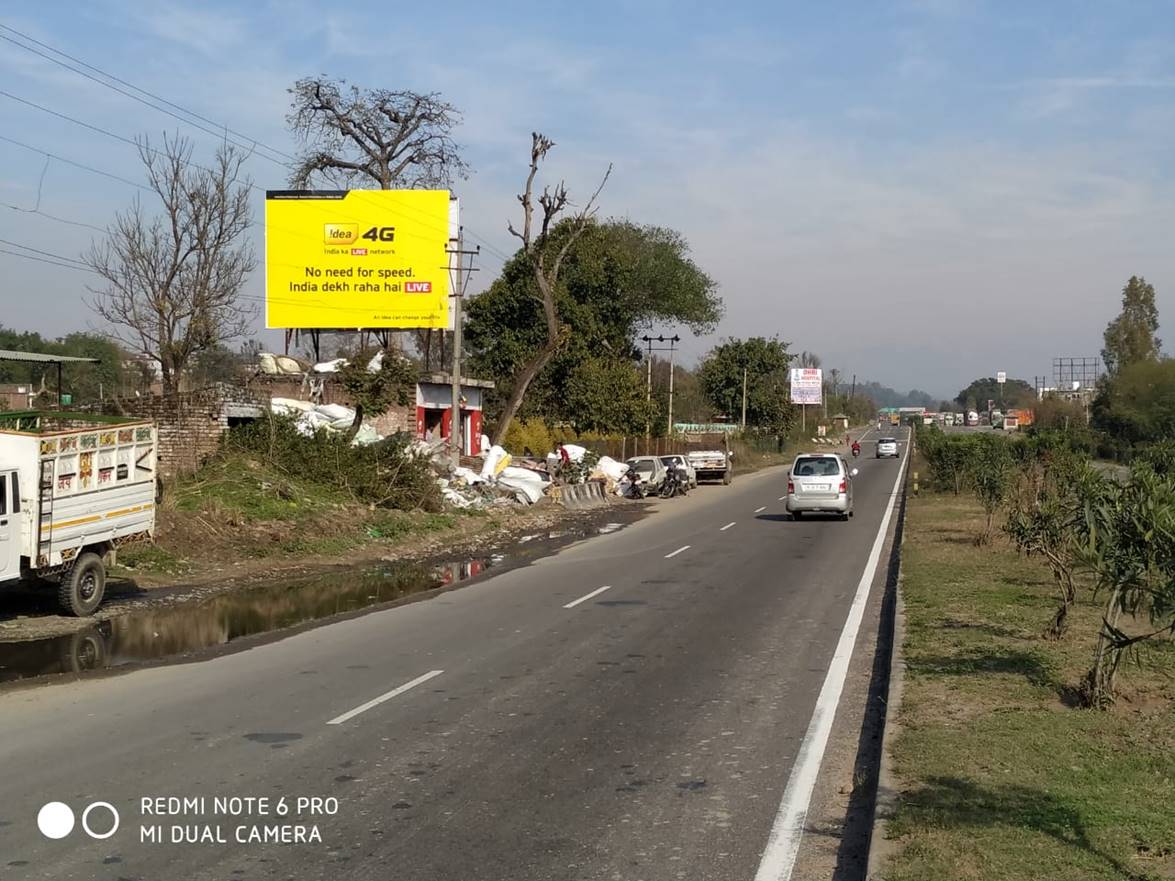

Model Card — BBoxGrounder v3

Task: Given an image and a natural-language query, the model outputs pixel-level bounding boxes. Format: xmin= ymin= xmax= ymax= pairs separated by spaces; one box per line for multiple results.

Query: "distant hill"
xmin=853 ymin=381 xmax=936 ymax=410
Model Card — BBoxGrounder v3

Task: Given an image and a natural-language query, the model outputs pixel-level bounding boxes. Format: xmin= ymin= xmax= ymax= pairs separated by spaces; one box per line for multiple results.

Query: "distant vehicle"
xmin=967 ymin=411 xmax=979 ymax=427
xmin=659 ymin=454 xmax=698 ymax=489
xmin=889 ymin=413 xmax=900 ymax=427
xmin=1002 ymin=414 xmax=1020 ymax=431
xmin=956 ymin=412 xmax=966 ymax=426
xmin=0 ymin=412 xmax=158 ymax=616
xmin=922 ymin=415 xmax=934 ymax=426
xmin=943 ymin=413 xmax=955 ymax=426
xmin=876 ymin=437 xmax=899 ymax=458
xmin=685 ymin=445 xmax=732 ymax=485
xmin=625 ymin=456 xmax=668 ymax=491
xmin=786 ymin=453 xmax=858 ymax=521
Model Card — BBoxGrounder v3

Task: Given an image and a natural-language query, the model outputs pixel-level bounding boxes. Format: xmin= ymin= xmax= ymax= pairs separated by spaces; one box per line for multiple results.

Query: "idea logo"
xmin=323 ymin=224 xmax=358 ymax=245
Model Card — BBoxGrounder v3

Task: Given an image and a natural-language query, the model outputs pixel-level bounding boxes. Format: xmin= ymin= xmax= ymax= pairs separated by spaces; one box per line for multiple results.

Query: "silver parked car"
xmin=659 ymin=454 xmax=698 ymax=489
xmin=625 ymin=456 xmax=668 ymax=491
xmin=786 ymin=453 xmax=858 ymax=521
xmin=876 ymin=437 xmax=899 ymax=458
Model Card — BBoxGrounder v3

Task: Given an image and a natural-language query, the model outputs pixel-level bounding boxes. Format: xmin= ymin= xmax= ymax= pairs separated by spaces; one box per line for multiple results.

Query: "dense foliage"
xmin=697 ymin=336 xmax=794 ymax=432
xmin=465 ymin=218 xmax=721 ymax=436
xmin=224 ymin=414 xmax=440 ymax=511
xmin=917 ymin=425 xmax=1175 ymax=706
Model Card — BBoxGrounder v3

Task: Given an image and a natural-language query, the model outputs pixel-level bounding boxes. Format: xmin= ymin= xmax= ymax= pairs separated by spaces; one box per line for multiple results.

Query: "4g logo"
xmin=361 ymin=226 xmax=395 ymax=242
xmin=323 ymin=224 xmax=396 ymax=245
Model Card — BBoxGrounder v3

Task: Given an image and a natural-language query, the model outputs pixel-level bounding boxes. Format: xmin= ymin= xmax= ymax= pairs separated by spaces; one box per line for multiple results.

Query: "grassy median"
xmin=883 ymin=491 xmax=1175 ymax=881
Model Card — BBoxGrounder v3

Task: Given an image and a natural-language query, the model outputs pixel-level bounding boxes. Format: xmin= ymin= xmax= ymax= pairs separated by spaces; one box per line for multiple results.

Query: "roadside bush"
xmin=968 ymin=434 xmax=1015 ymax=544
xmin=224 ymin=415 xmax=441 ymax=512
xmin=1077 ymin=462 xmax=1175 ymax=707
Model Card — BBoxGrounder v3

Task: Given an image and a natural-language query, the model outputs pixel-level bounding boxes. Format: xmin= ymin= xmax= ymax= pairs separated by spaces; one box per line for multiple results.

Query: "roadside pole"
xmin=666 ymin=338 xmax=677 ymax=437
xmin=741 ymin=367 xmax=748 ymax=429
xmin=448 ymin=228 xmax=479 ymax=468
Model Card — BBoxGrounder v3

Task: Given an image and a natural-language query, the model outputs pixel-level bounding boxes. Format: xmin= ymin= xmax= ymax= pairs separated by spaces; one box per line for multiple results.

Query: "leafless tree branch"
xmin=83 ymin=134 xmax=256 ymax=396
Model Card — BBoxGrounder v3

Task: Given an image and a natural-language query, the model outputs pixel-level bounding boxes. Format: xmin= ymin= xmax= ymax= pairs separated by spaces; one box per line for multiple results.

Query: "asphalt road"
xmin=0 ymin=429 xmax=908 ymax=881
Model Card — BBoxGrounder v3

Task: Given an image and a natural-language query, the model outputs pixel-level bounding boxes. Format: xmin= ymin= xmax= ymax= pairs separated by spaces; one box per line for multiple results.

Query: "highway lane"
xmin=0 ymin=430 xmax=908 ymax=881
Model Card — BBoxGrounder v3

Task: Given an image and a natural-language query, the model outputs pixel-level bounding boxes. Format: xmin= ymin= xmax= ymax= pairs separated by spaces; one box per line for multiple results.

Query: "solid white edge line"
xmin=720 ymin=521 xmax=737 ymax=531
xmin=665 ymin=545 xmax=690 ymax=559
xmin=755 ymin=506 xmax=767 ymax=513
xmin=779 ymin=495 xmax=787 ymax=501
xmin=327 ymin=669 xmax=445 ymax=726
xmin=563 ymin=584 xmax=613 ymax=609
xmin=753 ymin=442 xmax=909 ymax=881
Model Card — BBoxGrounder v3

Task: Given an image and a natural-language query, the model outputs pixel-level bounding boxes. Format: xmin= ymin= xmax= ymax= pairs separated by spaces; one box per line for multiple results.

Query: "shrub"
xmin=224 ymin=415 xmax=441 ymax=512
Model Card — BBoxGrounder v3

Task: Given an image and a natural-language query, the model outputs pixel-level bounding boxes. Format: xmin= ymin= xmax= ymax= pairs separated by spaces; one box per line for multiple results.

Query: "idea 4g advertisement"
xmin=265 ymin=190 xmax=456 ymax=329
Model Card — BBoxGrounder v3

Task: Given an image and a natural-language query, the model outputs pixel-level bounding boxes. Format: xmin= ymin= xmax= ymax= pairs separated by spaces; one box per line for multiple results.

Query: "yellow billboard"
xmin=265 ymin=189 xmax=452 ymax=329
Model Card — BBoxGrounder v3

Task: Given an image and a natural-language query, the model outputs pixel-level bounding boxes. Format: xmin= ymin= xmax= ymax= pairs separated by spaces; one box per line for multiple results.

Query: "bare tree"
xmin=492 ymin=132 xmax=611 ymax=445
xmin=84 ymin=135 xmax=255 ymax=396
xmin=287 ymin=77 xmax=470 ymax=367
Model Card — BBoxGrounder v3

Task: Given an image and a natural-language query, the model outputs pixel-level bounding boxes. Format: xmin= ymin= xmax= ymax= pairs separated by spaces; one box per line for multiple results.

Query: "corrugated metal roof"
xmin=0 ymin=349 xmax=100 ymax=364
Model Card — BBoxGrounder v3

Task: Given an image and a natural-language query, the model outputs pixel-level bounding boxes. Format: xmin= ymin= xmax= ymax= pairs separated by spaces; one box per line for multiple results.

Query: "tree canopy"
xmin=698 ymin=336 xmax=794 ymax=432
xmin=1091 ymin=358 xmax=1175 ymax=445
xmin=465 ymin=218 xmax=722 ymax=435
xmin=0 ymin=325 xmax=127 ymax=403
xmin=955 ymin=377 xmax=1035 ymax=410
xmin=1102 ymin=276 xmax=1161 ymax=375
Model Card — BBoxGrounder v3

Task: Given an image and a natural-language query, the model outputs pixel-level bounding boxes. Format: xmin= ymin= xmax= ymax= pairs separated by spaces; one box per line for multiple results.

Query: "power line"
xmin=0 ymin=200 xmax=107 ymax=233
xmin=0 ymin=236 xmax=89 ymax=265
xmin=0 ymin=245 xmax=94 ymax=273
xmin=0 ymin=26 xmax=292 ymax=166
xmin=0 ymin=133 xmax=150 ymax=190
xmin=1 ymin=88 xmax=513 ymax=265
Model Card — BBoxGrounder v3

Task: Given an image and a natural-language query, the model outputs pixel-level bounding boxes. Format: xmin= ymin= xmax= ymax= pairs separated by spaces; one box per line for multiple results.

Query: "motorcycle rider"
xmin=851 ymin=439 xmax=861 ymax=458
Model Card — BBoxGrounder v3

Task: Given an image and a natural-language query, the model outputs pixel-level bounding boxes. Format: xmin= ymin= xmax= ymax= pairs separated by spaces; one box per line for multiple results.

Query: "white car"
xmin=786 ymin=453 xmax=858 ymax=521
xmin=659 ymin=454 xmax=698 ymax=489
xmin=876 ymin=437 xmax=899 ymax=458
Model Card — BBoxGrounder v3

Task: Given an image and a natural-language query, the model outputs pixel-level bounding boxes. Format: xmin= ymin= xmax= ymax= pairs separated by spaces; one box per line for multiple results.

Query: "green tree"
xmin=337 ymin=350 xmax=416 ymax=439
xmin=1090 ymin=358 xmax=1175 ymax=445
xmin=465 ymin=217 xmax=721 ymax=436
xmin=968 ymin=434 xmax=1014 ymax=544
xmin=955 ymin=377 xmax=1035 ymax=410
xmin=1101 ymin=275 xmax=1161 ymax=375
xmin=1077 ymin=463 xmax=1175 ymax=707
xmin=698 ymin=337 xmax=794 ymax=431
xmin=562 ymin=357 xmax=653 ymax=434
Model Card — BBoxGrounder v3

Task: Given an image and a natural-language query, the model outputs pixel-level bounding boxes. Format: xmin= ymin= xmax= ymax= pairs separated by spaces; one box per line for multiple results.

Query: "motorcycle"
xmin=659 ymin=465 xmax=689 ymax=499
xmin=623 ymin=467 xmax=646 ymax=500
xmin=851 ymin=445 xmax=861 ymax=458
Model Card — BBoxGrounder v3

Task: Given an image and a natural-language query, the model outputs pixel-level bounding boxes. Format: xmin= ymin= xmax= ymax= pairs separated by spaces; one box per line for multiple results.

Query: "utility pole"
xmin=666 ymin=335 xmax=679 ymax=437
xmin=447 ymin=228 xmax=479 ymax=467
xmin=640 ymin=334 xmax=680 ymax=449
xmin=741 ymin=366 xmax=748 ymax=429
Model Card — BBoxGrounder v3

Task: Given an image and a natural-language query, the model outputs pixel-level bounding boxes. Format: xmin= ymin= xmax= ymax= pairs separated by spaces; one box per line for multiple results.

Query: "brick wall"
xmin=103 ymin=384 xmax=267 ymax=477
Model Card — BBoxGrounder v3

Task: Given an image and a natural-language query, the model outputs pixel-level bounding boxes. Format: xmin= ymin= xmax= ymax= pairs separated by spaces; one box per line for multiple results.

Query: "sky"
xmin=2 ymin=0 xmax=1174 ymax=398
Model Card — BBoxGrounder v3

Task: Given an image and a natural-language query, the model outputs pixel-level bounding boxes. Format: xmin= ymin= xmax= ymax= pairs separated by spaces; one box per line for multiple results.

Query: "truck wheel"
xmin=57 ymin=553 xmax=106 ymax=617
xmin=722 ymin=467 xmax=732 ymax=485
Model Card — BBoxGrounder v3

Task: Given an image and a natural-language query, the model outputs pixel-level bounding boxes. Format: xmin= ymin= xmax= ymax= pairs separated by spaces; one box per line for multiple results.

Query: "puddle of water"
xmin=0 ymin=557 xmax=492 ymax=685
xmin=0 ymin=505 xmax=646 ymax=686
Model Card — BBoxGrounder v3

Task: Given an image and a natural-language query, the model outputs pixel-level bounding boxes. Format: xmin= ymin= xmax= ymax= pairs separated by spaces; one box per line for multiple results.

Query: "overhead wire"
xmin=0 ymin=26 xmax=291 ymax=166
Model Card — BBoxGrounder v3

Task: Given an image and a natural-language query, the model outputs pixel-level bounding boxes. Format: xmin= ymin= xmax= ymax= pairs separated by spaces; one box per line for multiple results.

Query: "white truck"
xmin=0 ymin=412 xmax=157 ymax=616
xmin=683 ymin=432 xmax=734 ymax=485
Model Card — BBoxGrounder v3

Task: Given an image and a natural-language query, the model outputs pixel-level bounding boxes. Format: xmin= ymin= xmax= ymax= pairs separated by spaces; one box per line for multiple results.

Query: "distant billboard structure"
xmin=265 ymin=189 xmax=455 ymax=330
xmin=1053 ymin=357 xmax=1101 ymax=392
xmin=789 ymin=367 xmax=823 ymax=405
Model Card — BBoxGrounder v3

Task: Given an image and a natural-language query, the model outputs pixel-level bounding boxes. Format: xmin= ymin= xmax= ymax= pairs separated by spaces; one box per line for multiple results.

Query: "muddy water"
xmin=0 ymin=511 xmax=642 ymax=686
xmin=0 ymin=558 xmax=491 ymax=684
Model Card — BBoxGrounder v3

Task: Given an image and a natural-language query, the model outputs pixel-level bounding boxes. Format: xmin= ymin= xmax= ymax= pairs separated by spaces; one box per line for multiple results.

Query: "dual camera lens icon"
xmin=37 ymin=801 xmax=120 ymax=840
